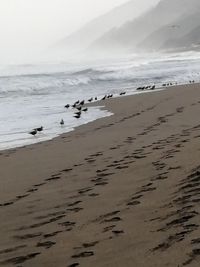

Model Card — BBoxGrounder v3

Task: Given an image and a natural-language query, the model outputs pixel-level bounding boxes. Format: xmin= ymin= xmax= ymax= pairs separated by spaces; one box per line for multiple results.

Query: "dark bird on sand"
xmin=35 ymin=126 xmax=43 ymax=132
xmin=82 ymin=108 xmax=88 ymax=112
xmin=95 ymin=97 xmax=97 ymax=100
xmin=102 ymin=95 xmax=107 ymax=100
xmin=80 ymin=100 xmax=85 ymax=105
xmin=65 ymin=104 xmax=70 ymax=109
xmin=75 ymin=100 xmax=80 ymax=105
xmin=74 ymin=114 xmax=81 ymax=119
xmin=136 ymin=86 xmax=144 ymax=91
xmin=75 ymin=111 xmax=81 ymax=116
xmin=120 ymin=92 xmax=126 ymax=96
xmin=29 ymin=129 xmax=37 ymax=136
xmin=88 ymin=97 xmax=93 ymax=102
xmin=60 ymin=119 xmax=64 ymax=125
xmin=76 ymin=106 xmax=82 ymax=111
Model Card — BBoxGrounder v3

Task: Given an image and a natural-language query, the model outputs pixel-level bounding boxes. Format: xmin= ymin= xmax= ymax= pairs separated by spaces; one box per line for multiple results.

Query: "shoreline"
xmin=0 ymin=80 xmax=195 ymax=154
xmin=0 ymin=85 xmax=166 ymax=153
xmin=1 ymin=83 xmax=200 ymax=266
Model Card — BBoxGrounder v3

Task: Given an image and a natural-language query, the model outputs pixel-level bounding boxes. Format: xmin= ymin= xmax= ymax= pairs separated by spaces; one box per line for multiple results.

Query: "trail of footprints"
xmin=151 ymin=168 xmax=200 ymax=266
xmin=2 ymin=102 xmax=200 ymax=266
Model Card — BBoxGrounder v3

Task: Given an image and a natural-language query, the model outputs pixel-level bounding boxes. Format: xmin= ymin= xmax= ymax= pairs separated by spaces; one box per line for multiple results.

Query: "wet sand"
xmin=1 ymin=84 xmax=200 ymax=266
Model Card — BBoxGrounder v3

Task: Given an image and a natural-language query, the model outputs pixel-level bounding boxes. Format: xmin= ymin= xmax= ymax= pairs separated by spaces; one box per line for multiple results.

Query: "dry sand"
xmin=1 ymin=84 xmax=200 ymax=266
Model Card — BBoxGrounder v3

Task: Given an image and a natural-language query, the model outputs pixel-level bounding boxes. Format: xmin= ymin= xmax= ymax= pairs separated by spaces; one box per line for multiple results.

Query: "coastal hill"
xmin=89 ymin=0 xmax=200 ymax=54
xmin=137 ymin=0 xmax=200 ymax=52
xmin=55 ymin=0 xmax=200 ymax=57
xmin=56 ymin=0 xmax=158 ymax=55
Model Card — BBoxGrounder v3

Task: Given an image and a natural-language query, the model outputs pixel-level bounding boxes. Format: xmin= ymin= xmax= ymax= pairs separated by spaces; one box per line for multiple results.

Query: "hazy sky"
xmin=0 ymin=0 xmax=159 ymax=64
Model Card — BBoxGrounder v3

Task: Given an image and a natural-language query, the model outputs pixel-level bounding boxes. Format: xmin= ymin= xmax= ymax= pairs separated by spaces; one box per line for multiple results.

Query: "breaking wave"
xmin=1 ymin=51 xmax=200 ymax=97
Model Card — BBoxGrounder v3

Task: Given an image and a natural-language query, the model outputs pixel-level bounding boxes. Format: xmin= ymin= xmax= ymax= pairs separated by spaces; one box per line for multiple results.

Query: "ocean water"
xmin=1 ymin=51 xmax=200 ymax=151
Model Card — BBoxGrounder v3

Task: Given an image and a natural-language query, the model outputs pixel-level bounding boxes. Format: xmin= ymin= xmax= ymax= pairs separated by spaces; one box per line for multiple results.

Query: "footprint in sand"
xmin=36 ymin=241 xmax=56 ymax=249
xmin=71 ymin=251 xmax=94 ymax=258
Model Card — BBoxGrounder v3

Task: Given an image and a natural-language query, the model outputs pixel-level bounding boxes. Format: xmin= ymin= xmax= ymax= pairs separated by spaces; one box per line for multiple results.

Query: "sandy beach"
xmin=1 ymin=83 xmax=200 ymax=266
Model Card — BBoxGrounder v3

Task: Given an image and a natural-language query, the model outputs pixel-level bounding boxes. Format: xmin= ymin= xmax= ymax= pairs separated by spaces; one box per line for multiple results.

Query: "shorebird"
xmin=80 ymin=100 xmax=85 ymax=105
xmin=137 ymin=86 xmax=146 ymax=91
xmin=102 ymin=95 xmax=106 ymax=100
xmin=75 ymin=111 xmax=81 ymax=116
xmin=76 ymin=106 xmax=82 ymax=111
xmin=29 ymin=129 xmax=37 ymax=136
xmin=36 ymin=126 xmax=43 ymax=132
xmin=108 ymin=94 xmax=113 ymax=98
xmin=120 ymin=92 xmax=126 ymax=95
xmin=74 ymin=114 xmax=81 ymax=119
xmin=88 ymin=97 xmax=93 ymax=102
xmin=65 ymin=104 xmax=70 ymax=109
xmin=82 ymin=108 xmax=88 ymax=112
xmin=95 ymin=97 xmax=97 ymax=100
xmin=60 ymin=119 xmax=64 ymax=125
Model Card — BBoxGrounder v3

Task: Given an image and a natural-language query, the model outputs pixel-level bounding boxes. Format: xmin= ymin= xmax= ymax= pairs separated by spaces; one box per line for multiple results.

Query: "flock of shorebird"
xmin=28 ymin=80 xmax=196 ymax=137
xmin=28 ymin=91 xmax=128 ymax=136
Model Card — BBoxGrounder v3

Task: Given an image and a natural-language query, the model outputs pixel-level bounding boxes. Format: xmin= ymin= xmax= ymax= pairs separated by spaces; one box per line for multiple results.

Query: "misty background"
xmin=0 ymin=0 xmax=159 ymax=64
xmin=1 ymin=0 xmax=200 ymax=64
